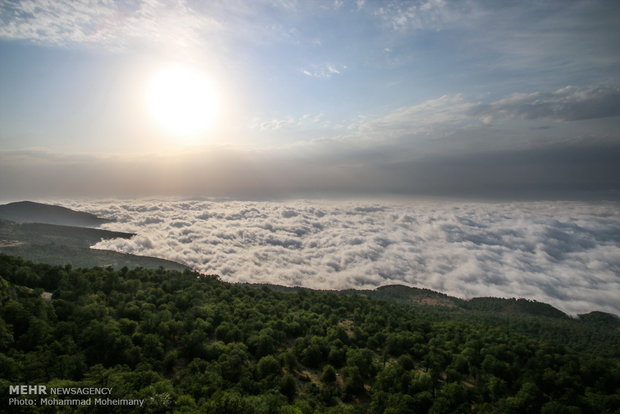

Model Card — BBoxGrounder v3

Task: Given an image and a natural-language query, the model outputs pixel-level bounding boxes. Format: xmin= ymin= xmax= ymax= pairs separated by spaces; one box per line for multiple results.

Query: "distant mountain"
xmin=0 ymin=220 xmax=133 ymax=247
xmin=0 ymin=219 xmax=187 ymax=271
xmin=0 ymin=200 xmax=190 ymax=273
xmin=0 ymin=201 xmax=110 ymax=227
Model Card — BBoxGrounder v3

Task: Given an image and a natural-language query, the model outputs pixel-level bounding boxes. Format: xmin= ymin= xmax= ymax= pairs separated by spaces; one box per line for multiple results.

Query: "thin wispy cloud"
xmin=343 ymin=85 xmax=620 ymax=156
xmin=0 ymin=0 xmax=213 ymax=50
xmin=302 ymin=63 xmax=346 ymax=79
xmin=469 ymin=85 xmax=620 ymax=123
xmin=252 ymin=113 xmax=326 ymax=131
xmin=355 ymin=85 xmax=620 ymax=136
xmin=0 ymin=0 xmax=317 ymax=53
xmin=353 ymin=94 xmax=474 ymax=139
xmin=373 ymin=0 xmax=471 ymax=32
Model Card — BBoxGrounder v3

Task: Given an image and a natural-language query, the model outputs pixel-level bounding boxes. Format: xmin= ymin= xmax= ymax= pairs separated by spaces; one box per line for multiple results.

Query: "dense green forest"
xmin=1 ymin=254 xmax=619 ymax=413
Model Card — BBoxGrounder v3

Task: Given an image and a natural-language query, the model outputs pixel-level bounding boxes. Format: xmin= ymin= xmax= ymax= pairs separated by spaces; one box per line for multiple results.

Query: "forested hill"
xmin=254 ymin=284 xmax=619 ymax=352
xmin=0 ymin=201 xmax=110 ymax=228
xmin=1 ymin=254 xmax=619 ymax=413
xmin=351 ymin=285 xmax=572 ymax=319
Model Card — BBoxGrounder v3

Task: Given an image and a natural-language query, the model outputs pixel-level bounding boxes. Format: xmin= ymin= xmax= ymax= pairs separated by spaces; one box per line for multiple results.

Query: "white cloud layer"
xmin=56 ymin=199 xmax=620 ymax=316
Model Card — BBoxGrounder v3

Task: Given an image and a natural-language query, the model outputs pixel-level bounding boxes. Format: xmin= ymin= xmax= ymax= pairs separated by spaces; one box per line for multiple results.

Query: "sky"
xmin=1 ymin=0 xmax=620 ymax=199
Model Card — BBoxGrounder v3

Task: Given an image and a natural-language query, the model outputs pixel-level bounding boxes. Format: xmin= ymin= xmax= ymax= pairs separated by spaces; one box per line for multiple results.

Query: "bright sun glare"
xmin=146 ymin=64 xmax=218 ymax=137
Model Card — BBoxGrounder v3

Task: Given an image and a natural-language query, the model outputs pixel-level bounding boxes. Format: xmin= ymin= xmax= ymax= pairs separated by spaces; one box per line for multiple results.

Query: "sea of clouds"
xmin=60 ymin=199 xmax=620 ymax=316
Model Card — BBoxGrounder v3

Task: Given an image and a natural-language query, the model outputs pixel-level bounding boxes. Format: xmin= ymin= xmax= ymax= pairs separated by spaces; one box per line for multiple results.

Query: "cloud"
xmin=54 ymin=199 xmax=620 ymax=316
xmin=358 ymin=0 xmax=620 ymax=88
xmin=1 ymin=86 xmax=618 ymax=202
xmin=353 ymin=94 xmax=475 ymax=139
xmin=0 ymin=0 xmax=371 ymax=52
xmin=0 ymin=0 xmax=217 ymax=50
xmin=0 ymin=0 xmax=310 ymax=52
xmin=302 ymin=63 xmax=346 ymax=78
xmin=469 ymin=85 xmax=620 ymax=122
xmin=256 ymin=118 xmax=295 ymax=131
xmin=252 ymin=113 xmax=326 ymax=131
xmin=373 ymin=0 xmax=469 ymax=32
xmin=350 ymin=85 xmax=620 ymax=144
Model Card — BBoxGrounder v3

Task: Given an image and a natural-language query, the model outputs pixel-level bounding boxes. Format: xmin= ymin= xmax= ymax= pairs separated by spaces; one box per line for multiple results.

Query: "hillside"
xmin=462 ymin=297 xmax=570 ymax=319
xmin=1 ymin=254 xmax=618 ymax=413
xmin=577 ymin=311 xmax=620 ymax=329
xmin=263 ymin=284 xmax=619 ymax=358
xmin=0 ymin=201 xmax=187 ymax=272
xmin=347 ymin=284 xmax=570 ymax=318
xmin=0 ymin=219 xmax=187 ymax=272
xmin=353 ymin=284 xmax=463 ymax=308
xmin=0 ymin=201 xmax=110 ymax=227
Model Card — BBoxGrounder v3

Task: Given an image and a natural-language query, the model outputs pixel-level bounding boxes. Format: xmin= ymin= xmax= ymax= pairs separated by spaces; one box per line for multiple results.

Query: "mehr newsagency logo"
xmin=7 ymin=384 xmax=146 ymax=407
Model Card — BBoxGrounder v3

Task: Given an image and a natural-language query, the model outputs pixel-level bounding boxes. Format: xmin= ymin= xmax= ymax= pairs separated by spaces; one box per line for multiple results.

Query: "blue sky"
xmin=1 ymin=0 xmax=619 ymax=199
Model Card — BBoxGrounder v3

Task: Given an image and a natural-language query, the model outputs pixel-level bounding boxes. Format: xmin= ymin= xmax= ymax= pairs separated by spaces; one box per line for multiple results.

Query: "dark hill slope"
xmin=0 ymin=201 xmax=110 ymax=227
xmin=0 ymin=219 xmax=187 ymax=271
xmin=0 ymin=202 xmax=187 ymax=271
xmin=0 ymin=220 xmax=133 ymax=247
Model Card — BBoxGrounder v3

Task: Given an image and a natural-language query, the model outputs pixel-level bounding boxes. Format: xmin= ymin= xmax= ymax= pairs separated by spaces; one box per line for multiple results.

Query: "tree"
xmin=215 ymin=321 xmax=242 ymax=343
xmin=280 ymin=374 xmax=297 ymax=401
xmin=321 ymin=364 xmax=337 ymax=383
xmin=257 ymin=355 xmax=281 ymax=379
xmin=343 ymin=367 xmax=364 ymax=397
xmin=347 ymin=348 xmax=376 ymax=379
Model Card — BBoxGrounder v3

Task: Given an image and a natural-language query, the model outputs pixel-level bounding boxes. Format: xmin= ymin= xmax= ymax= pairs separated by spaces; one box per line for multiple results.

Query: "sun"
xmin=145 ymin=64 xmax=218 ymax=137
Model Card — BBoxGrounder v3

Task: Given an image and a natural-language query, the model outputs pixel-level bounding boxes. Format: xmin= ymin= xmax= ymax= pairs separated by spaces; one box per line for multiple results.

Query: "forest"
xmin=1 ymin=253 xmax=619 ymax=413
